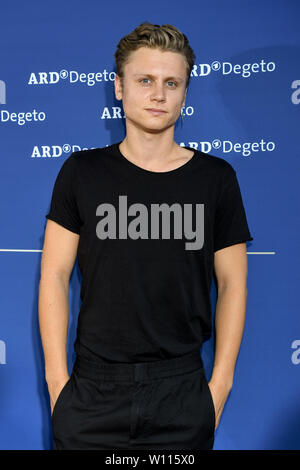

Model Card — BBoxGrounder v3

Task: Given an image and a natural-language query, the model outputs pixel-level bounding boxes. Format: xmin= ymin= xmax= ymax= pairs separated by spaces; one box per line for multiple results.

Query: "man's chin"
xmin=126 ymin=117 xmax=174 ymax=133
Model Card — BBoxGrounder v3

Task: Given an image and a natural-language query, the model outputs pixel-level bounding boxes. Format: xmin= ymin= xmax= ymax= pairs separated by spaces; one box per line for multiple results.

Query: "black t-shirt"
xmin=45 ymin=141 xmax=254 ymax=364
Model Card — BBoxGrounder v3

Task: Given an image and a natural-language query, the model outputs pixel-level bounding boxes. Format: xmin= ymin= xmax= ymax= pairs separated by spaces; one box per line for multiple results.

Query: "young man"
xmin=38 ymin=22 xmax=253 ymax=450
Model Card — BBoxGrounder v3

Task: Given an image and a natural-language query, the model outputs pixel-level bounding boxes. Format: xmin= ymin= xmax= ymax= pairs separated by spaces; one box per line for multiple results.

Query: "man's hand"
xmin=208 ymin=380 xmax=232 ymax=430
xmin=48 ymin=375 xmax=70 ymax=416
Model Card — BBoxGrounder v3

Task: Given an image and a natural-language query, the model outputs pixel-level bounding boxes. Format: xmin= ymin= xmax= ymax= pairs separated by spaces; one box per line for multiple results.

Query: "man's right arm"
xmin=38 ymin=219 xmax=80 ymax=414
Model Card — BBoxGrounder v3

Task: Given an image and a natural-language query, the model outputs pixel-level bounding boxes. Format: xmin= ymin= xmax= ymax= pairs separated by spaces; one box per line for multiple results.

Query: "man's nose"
xmin=150 ymin=82 xmax=166 ymax=101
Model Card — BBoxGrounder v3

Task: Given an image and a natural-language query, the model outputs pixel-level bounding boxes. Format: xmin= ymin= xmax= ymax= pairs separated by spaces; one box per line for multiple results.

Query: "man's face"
xmin=115 ymin=47 xmax=188 ymax=133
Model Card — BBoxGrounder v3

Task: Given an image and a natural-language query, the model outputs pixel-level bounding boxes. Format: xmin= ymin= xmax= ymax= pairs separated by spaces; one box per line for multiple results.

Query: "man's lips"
xmin=145 ymin=108 xmax=167 ymax=114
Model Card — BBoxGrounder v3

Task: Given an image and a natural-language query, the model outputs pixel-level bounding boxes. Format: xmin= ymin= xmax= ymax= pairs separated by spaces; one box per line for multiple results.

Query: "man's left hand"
xmin=207 ymin=380 xmax=232 ymax=430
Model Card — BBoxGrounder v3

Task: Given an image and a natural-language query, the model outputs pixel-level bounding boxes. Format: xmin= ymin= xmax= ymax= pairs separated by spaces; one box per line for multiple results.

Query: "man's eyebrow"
xmin=133 ymin=73 xmax=184 ymax=82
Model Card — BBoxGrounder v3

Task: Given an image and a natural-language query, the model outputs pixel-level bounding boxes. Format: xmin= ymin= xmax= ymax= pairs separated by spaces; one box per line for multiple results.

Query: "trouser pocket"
xmin=135 ymin=367 xmax=216 ymax=449
xmin=51 ymin=373 xmax=73 ymax=425
xmin=203 ymin=377 xmax=216 ymax=435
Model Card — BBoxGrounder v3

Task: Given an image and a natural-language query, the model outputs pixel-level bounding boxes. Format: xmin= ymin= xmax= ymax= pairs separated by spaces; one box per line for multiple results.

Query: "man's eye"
xmin=139 ymin=79 xmax=177 ymax=87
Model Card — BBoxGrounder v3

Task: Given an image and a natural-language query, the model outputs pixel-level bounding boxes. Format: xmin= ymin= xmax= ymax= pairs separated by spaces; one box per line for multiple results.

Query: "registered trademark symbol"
xmin=60 ymin=70 xmax=69 ymax=79
xmin=211 ymin=61 xmax=221 ymax=71
xmin=212 ymin=139 xmax=221 ymax=149
xmin=63 ymin=144 xmax=71 ymax=153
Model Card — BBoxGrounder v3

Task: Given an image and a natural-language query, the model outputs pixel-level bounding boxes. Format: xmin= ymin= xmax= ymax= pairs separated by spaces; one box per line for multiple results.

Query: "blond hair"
xmin=114 ymin=22 xmax=195 ymax=89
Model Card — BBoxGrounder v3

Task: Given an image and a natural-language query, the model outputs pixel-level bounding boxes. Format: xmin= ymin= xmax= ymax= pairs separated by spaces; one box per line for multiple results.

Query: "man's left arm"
xmin=209 ymin=242 xmax=249 ymax=430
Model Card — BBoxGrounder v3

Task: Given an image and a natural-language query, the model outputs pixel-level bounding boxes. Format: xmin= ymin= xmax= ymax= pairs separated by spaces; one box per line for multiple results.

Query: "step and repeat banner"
xmin=0 ymin=0 xmax=299 ymax=450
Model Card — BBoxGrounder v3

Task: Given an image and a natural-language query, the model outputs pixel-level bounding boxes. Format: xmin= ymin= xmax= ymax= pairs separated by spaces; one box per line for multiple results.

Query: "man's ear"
xmin=182 ymin=87 xmax=188 ymax=107
xmin=114 ymin=74 xmax=123 ymax=101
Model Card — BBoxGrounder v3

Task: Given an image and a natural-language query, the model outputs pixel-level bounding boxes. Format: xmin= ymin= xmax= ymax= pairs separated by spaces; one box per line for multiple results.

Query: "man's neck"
xmin=119 ymin=131 xmax=184 ymax=172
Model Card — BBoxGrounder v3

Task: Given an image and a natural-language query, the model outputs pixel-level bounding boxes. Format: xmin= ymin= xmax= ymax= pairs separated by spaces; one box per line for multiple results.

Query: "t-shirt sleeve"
xmin=45 ymin=154 xmax=82 ymax=234
xmin=214 ymin=165 xmax=254 ymax=252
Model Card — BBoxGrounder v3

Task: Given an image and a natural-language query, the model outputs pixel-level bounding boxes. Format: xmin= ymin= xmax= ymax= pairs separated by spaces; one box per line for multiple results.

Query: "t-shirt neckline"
xmin=112 ymin=141 xmax=198 ymax=177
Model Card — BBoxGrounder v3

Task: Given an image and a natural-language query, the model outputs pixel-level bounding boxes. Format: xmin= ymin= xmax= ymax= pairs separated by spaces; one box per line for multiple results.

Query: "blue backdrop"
xmin=0 ymin=0 xmax=299 ymax=450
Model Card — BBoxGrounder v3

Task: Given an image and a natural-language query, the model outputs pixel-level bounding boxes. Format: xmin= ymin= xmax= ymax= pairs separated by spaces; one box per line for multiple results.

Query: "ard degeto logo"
xmin=0 ymin=80 xmax=46 ymax=125
xmin=192 ymin=59 xmax=276 ymax=78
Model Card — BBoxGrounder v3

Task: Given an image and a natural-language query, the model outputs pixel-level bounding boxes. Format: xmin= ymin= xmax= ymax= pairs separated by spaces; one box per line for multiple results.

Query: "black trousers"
xmin=51 ymin=350 xmax=216 ymax=450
